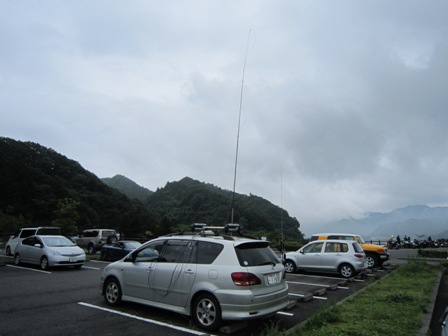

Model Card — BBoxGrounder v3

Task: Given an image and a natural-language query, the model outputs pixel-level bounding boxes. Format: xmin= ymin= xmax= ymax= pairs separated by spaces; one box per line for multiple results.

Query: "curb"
xmin=417 ymin=271 xmax=443 ymax=336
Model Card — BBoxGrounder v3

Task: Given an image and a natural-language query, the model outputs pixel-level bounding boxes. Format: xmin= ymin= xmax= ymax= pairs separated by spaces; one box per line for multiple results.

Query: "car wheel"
xmin=40 ymin=256 xmax=49 ymax=270
xmin=14 ymin=253 xmax=21 ymax=265
xmin=6 ymin=246 xmax=11 ymax=256
xmin=100 ymin=252 xmax=107 ymax=261
xmin=366 ymin=253 xmax=379 ymax=269
xmin=192 ymin=293 xmax=222 ymax=331
xmin=104 ymin=278 xmax=122 ymax=306
xmin=284 ymin=260 xmax=296 ymax=273
xmin=339 ymin=263 xmax=355 ymax=278
xmin=87 ymin=244 xmax=95 ymax=255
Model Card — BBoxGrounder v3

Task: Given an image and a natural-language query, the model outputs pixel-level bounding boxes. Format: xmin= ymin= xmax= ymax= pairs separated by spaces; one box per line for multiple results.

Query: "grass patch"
xmin=284 ymin=261 xmax=440 ymax=336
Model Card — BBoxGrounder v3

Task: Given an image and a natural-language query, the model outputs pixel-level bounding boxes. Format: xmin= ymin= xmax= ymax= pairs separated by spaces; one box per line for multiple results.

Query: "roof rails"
xmin=191 ymin=223 xmax=243 ymax=236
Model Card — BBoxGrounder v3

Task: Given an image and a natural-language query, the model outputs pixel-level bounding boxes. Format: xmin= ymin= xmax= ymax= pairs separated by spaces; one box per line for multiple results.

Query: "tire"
xmin=87 ymin=244 xmax=95 ymax=255
xmin=14 ymin=253 xmax=21 ymax=266
xmin=284 ymin=260 xmax=296 ymax=273
xmin=339 ymin=263 xmax=355 ymax=278
xmin=6 ymin=246 xmax=11 ymax=256
xmin=40 ymin=256 xmax=49 ymax=270
xmin=100 ymin=252 xmax=107 ymax=261
xmin=192 ymin=293 xmax=222 ymax=331
xmin=366 ymin=253 xmax=379 ymax=269
xmin=104 ymin=278 xmax=122 ymax=306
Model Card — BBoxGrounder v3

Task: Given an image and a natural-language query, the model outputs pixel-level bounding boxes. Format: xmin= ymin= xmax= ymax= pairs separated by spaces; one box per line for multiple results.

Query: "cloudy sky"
xmin=1 ymin=1 xmax=448 ymax=235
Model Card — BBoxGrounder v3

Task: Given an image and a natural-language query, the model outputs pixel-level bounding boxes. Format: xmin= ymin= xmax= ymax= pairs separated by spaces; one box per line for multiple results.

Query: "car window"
xmin=159 ymin=240 xmax=193 ymax=263
xmin=352 ymin=242 xmax=364 ymax=253
xmin=102 ymin=230 xmax=116 ymax=237
xmin=303 ymin=242 xmax=323 ymax=253
xmin=134 ymin=243 xmax=162 ymax=262
xmin=309 ymin=236 xmax=319 ymax=242
xmin=22 ymin=236 xmax=36 ymax=246
xmin=325 ymin=242 xmax=349 ymax=253
xmin=235 ymin=242 xmax=280 ymax=267
xmin=36 ymin=227 xmax=61 ymax=235
xmin=20 ymin=229 xmax=36 ymax=239
xmin=196 ymin=242 xmax=224 ymax=264
xmin=84 ymin=231 xmax=98 ymax=238
xmin=355 ymin=235 xmax=366 ymax=244
xmin=41 ymin=236 xmax=75 ymax=247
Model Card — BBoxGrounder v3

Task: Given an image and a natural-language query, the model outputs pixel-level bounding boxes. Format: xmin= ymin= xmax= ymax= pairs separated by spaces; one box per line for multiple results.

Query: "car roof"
xmin=151 ymin=234 xmax=265 ymax=245
xmin=311 ymin=233 xmax=359 ymax=236
xmin=308 ymin=239 xmax=360 ymax=244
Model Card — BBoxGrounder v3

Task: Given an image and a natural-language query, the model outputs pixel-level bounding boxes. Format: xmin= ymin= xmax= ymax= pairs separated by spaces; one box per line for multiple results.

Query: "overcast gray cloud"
xmin=1 ymin=1 xmax=448 ymax=236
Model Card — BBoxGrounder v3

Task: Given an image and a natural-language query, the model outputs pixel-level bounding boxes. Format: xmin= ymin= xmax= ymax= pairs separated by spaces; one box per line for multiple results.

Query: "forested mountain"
xmin=0 ymin=137 xmax=158 ymax=238
xmin=145 ymin=177 xmax=303 ymax=242
xmin=0 ymin=137 xmax=304 ymax=244
xmin=102 ymin=174 xmax=153 ymax=203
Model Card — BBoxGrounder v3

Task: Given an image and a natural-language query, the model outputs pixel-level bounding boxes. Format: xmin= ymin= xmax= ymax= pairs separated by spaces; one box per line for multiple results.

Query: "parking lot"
xmin=0 ymin=249 xmax=403 ymax=336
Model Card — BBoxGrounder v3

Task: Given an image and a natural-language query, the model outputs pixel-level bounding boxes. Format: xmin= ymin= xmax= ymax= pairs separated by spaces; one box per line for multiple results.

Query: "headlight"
xmin=49 ymin=249 xmax=61 ymax=256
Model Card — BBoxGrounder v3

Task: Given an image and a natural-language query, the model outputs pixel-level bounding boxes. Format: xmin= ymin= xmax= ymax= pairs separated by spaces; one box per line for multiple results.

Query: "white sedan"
xmin=14 ymin=235 xmax=86 ymax=270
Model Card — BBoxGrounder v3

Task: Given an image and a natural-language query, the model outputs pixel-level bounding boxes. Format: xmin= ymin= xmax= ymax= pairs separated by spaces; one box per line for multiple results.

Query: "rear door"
xmin=321 ymin=242 xmax=348 ymax=270
xmin=150 ymin=239 xmax=197 ymax=307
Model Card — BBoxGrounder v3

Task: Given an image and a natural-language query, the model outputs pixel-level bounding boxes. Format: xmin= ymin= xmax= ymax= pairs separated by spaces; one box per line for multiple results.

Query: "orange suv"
xmin=309 ymin=233 xmax=390 ymax=268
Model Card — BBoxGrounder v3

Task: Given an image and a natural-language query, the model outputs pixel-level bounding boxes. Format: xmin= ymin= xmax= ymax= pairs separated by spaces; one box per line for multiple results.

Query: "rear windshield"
xmin=352 ymin=242 xmax=364 ymax=253
xmin=102 ymin=230 xmax=116 ymax=237
xmin=36 ymin=227 xmax=61 ymax=235
xmin=235 ymin=242 xmax=280 ymax=267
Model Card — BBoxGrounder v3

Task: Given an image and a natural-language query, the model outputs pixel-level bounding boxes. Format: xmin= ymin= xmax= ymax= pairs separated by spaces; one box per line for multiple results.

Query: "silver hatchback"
xmin=100 ymin=227 xmax=289 ymax=331
xmin=284 ymin=239 xmax=367 ymax=278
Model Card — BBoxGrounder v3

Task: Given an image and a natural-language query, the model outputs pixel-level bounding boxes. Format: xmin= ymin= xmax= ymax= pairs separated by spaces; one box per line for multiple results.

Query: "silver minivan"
xmin=100 ymin=226 xmax=289 ymax=331
xmin=283 ymin=239 xmax=367 ymax=278
xmin=6 ymin=227 xmax=61 ymax=256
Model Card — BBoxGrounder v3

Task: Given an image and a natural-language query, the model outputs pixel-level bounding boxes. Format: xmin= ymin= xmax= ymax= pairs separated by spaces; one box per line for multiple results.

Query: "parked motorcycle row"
xmin=387 ymin=237 xmax=448 ymax=249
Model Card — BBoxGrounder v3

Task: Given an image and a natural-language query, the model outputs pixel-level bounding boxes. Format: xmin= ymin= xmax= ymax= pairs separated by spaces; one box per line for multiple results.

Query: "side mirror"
xmin=299 ymin=249 xmax=304 ymax=254
xmin=34 ymin=243 xmax=42 ymax=248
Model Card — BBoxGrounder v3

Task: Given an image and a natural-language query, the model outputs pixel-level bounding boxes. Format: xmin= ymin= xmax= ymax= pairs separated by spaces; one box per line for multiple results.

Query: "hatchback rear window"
xmin=235 ymin=242 xmax=280 ymax=267
xmin=36 ymin=227 xmax=61 ymax=235
xmin=352 ymin=242 xmax=364 ymax=253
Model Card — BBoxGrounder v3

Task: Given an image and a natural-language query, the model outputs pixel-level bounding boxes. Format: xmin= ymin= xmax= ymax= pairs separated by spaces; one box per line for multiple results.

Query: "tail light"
xmin=231 ymin=272 xmax=261 ymax=286
xmin=354 ymin=253 xmax=365 ymax=258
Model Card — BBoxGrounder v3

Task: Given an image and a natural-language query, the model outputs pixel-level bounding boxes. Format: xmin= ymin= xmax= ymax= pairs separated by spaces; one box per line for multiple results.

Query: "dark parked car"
xmin=100 ymin=241 xmax=142 ymax=261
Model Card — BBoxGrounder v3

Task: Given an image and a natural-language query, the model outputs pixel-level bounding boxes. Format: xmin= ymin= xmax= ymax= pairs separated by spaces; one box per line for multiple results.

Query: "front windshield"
xmin=42 ymin=236 xmax=76 ymax=247
xmin=356 ymin=235 xmax=366 ymax=244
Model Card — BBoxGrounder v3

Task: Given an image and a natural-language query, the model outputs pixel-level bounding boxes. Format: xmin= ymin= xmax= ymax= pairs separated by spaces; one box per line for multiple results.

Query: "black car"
xmin=100 ymin=240 xmax=142 ymax=261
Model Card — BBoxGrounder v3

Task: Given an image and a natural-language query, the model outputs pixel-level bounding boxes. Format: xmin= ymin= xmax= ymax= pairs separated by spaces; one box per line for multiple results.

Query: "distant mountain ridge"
xmin=102 ymin=174 xmax=153 ymax=203
xmin=328 ymin=205 xmax=448 ymax=240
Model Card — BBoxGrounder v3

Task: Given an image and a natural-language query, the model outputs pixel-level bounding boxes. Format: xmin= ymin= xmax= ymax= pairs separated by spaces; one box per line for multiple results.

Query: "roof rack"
xmin=191 ymin=223 xmax=243 ymax=236
xmin=163 ymin=223 xmax=257 ymax=240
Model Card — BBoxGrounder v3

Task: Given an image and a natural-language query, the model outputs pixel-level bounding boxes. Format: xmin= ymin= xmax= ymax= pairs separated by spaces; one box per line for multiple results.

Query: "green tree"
xmin=52 ymin=198 xmax=80 ymax=235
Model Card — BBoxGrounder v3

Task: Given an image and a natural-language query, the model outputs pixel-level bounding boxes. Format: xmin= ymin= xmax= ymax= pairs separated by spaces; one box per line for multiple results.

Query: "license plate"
xmin=69 ymin=258 xmax=77 ymax=263
xmin=267 ymin=273 xmax=279 ymax=285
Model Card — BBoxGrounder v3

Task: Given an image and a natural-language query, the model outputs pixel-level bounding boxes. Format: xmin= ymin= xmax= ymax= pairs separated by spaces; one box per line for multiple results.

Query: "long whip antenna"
xmin=231 ymin=29 xmax=254 ymax=223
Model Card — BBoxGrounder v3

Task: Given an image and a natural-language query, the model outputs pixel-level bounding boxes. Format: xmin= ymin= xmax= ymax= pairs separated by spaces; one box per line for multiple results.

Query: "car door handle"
xmin=148 ymin=267 xmax=154 ymax=272
xmin=185 ymin=269 xmax=195 ymax=274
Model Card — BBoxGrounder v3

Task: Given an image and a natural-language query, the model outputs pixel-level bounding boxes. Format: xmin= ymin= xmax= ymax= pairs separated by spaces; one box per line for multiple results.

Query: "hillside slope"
xmin=0 ymin=137 xmax=158 ymax=237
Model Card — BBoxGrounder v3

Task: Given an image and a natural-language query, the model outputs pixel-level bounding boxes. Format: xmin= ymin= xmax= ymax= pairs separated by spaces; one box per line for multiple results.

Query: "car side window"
xmin=134 ymin=242 xmax=163 ymax=262
xmin=303 ymin=242 xmax=323 ymax=253
xmin=325 ymin=242 xmax=348 ymax=253
xmin=20 ymin=229 xmax=36 ymax=239
xmin=196 ymin=242 xmax=224 ymax=264
xmin=159 ymin=240 xmax=192 ymax=263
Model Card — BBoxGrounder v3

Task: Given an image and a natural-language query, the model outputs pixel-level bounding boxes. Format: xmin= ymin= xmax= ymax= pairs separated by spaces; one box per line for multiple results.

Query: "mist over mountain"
xmin=320 ymin=205 xmax=448 ymax=240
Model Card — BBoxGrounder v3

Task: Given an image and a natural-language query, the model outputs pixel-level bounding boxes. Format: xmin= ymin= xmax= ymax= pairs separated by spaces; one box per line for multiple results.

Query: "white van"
xmin=5 ymin=227 xmax=61 ymax=256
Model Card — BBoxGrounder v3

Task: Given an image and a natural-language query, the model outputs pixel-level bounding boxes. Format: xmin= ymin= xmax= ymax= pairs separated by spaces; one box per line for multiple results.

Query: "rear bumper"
xmin=215 ymin=286 xmax=290 ymax=320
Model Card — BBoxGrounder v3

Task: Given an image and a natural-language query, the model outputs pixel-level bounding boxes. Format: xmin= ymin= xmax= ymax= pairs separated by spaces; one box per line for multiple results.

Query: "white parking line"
xmin=78 ymin=302 xmax=213 ymax=336
xmin=287 ymin=281 xmax=330 ymax=287
xmin=337 ymin=286 xmax=349 ymax=290
xmin=6 ymin=264 xmax=51 ymax=274
xmin=288 ymin=293 xmax=327 ymax=300
xmin=277 ymin=311 xmax=294 ymax=316
xmin=81 ymin=265 xmax=101 ymax=270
